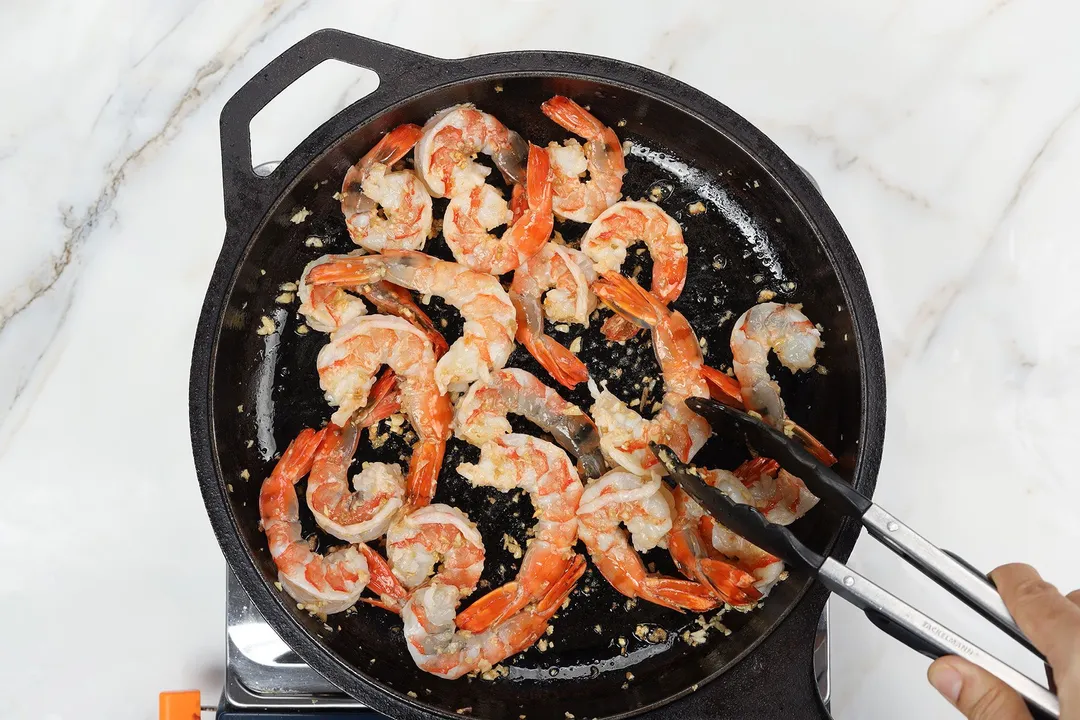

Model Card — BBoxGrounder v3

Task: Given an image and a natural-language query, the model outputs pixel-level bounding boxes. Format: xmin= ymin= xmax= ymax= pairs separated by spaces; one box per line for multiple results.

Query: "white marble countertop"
xmin=2 ymin=1 xmax=1078 ymax=718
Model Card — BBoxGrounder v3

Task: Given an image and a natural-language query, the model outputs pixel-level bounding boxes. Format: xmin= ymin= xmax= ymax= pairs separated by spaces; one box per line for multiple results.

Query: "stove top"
xmin=219 ymin=571 xmax=831 ymax=718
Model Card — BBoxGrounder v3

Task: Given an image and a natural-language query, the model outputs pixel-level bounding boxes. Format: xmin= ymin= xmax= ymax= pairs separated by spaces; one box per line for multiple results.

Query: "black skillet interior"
xmin=196 ymin=31 xmax=884 ymax=720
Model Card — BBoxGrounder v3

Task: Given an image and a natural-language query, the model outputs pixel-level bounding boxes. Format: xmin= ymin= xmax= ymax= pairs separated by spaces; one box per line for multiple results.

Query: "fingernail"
xmin=929 ymin=662 xmax=963 ymax=705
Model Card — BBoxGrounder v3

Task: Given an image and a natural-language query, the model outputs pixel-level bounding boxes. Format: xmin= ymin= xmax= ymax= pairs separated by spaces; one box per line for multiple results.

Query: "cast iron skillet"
xmin=190 ymin=29 xmax=886 ymax=720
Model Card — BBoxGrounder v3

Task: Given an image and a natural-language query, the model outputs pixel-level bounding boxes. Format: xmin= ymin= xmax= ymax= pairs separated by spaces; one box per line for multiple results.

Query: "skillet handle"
xmin=218 ymin=29 xmax=441 ymax=228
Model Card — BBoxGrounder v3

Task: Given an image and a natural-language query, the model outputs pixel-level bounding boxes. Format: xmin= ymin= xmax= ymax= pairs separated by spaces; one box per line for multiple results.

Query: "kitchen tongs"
xmin=653 ymin=397 xmax=1060 ymax=719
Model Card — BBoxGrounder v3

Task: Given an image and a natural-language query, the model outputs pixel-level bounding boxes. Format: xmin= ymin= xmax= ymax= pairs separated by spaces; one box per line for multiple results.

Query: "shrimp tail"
xmin=361 ymin=281 xmax=450 ymax=359
xmin=591 ymin=272 xmax=664 ymax=330
xmin=700 ymin=365 xmax=745 ymax=409
xmin=405 ymin=439 xmax=446 ymax=508
xmin=358 ymin=544 xmax=409 ymax=613
xmin=733 ymin=456 xmax=781 ymax=482
xmin=509 ymin=183 xmax=528 ymax=224
xmin=519 ymin=330 xmax=589 ymax=389
xmin=306 ymin=256 xmax=385 ymax=287
xmin=697 ymin=558 xmax=763 ymax=609
xmin=541 ymin=96 xmax=606 ymax=139
xmin=351 ymin=369 xmax=401 ymax=428
xmin=513 ymin=143 xmax=555 ymax=258
xmin=639 ymin=576 xmax=721 ymax=612
xmin=788 ymin=422 xmax=838 ymax=466
xmin=535 ymin=554 xmax=586 ymax=615
xmin=600 ymin=314 xmax=642 ymax=343
xmin=455 ymin=582 xmax=523 ymax=632
xmin=455 ymin=551 xmax=577 ymax=632
xmin=278 ymin=428 xmax=327 ymax=483
xmin=362 ymin=124 xmax=423 ymax=168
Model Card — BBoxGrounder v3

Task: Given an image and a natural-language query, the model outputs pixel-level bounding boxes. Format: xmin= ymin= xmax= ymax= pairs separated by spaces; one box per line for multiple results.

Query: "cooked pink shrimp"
xmin=668 ymin=487 xmax=764 ymax=609
xmin=414 ymin=104 xmax=528 ymax=198
xmin=730 ymin=302 xmax=822 ymax=429
xmin=341 ymin=124 xmax=433 ymax=252
xmin=307 ymin=419 xmax=407 ymax=544
xmin=581 ymin=201 xmax=687 ymax=342
xmin=510 ymin=241 xmax=597 ymax=389
xmin=298 ymin=253 xmax=368 ymax=333
xmin=453 ymin=368 xmax=605 ymax=479
xmin=732 ymin=457 xmax=818 ymax=525
xmin=402 ymin=555 xmax=585 ymax=679
xmin=455 ymin=434 xmax=584 ymax=632
xmin=386 ymin=504 xmax=486 ymax=593
xmin=306 ymin=251 xmax=517 ymax=395
xmin=576 ymin=470 xmax=718 ymax=612
xmin=258 ymin=428 xmax=400 ymax=615
xmin=443 ymin=143 xmax=553 ymax=274
xmin=317 ymin=315 xmax=451 ymax=507
xmin=541 ymin=96 xmax=626 ymax=222
xmin=298 ymin=252 xmax=448 ymax=357
xmin=589 ymin=272 xmax=711 ymax=475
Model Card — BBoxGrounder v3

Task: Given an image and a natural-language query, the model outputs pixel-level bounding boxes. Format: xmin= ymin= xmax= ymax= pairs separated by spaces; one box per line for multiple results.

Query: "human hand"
xmin=927 ymin=563 xmax=1078 ymax=718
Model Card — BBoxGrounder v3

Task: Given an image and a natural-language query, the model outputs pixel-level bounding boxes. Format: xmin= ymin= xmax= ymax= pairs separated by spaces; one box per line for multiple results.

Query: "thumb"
xmin=928 ymin=656 xmax=1032 ymax=719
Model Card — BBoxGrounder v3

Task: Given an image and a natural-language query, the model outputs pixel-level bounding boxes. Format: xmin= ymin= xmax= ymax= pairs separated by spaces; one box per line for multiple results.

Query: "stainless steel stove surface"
xmin=219 ymin=571 xmax=831 ymax=718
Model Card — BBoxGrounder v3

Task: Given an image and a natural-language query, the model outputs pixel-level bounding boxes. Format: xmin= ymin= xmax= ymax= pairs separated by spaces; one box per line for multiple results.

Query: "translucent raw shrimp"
xmin=453 ymin=368 xmax=605 ymax=479
xmin=317 ymin=314 xmax=451 ymax=507
xmin=455 ymin=434 xmax=584 ymax=632
xmin=589 ymin=272 xmax=711 ymax=474
xmin=306 ymin=250 xmax=517 ymax=395
xmin=443 ymin=143 xmax=553 ymax=274
xmin=298 ymin=252 xmax=448 ymax=357
xmin=258 ymin=428 xmax=400 ymax=614
xmin=402 ymin=555 xmax=585 ymax=679
xmin=730 ymin=302 xmax=822 ymax=428
xmin=581 ymin=201 xmax=687 ymax=342
xmin=386 ymin=504 xmax=486 ymax=594
xmin=510 ymin=241 xmax=597 ymax=389
xmin=540 ymin=96 xmax=626 ymax=222
xmin=414 ymin=104 xmax=528 ymax=198
xmin=341 ymin=123 xmax=433 ymax=252
xmin=576 ymin=471 xmax=719 ymax=612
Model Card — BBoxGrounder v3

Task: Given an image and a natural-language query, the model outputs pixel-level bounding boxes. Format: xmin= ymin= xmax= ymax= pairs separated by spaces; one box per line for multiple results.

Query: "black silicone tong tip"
xmin=650 ymin=442 xmax=825 ymax=573
xmin=683 ymin=397 xmax=871 ymax=516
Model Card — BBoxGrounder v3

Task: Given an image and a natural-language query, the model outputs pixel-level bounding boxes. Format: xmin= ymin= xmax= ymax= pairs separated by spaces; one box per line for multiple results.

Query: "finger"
xmin=991 ymin=563 xmax=1080 ymax=672
xmin=1067 ymin=588 xmax=1080 ymax=608
xmin=928 ymin=656 xmax=1032 ymax=720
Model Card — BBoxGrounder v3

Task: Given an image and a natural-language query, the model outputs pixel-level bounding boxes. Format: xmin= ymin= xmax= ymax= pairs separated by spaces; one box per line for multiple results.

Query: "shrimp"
xmin=306 ymin=371 xmax=402 ymax=542
xmin=306 ymin=250 xmax=517 ymax=395
xmin=540 ymin=96 xmax=626 ymax=222
xmin=341 ymin=124 xmax=433 ymax=252
xmin=443 ymin=143 xmax=554 ymax=274
xmin=453 ymin=368 xmax=605 ymax=479
xmin=455 ymin=435 xmax=584 ymax=632
xmin=414 ymin=104 xmax=528 ymax=198
xmin=317 ymin=314 xmax=451 ymax=507
xmin=402 ymin=555 xmax=585 ymax=679
xmin=581 ymin=201 xmax=687 ymax=342
xmin=712 ymin=302 xmax=837 ymax=465
xmin=258 ymin=428 xmax=400 ymax=615
xmin=510 ymin=241 xmax=597 ymax=389
xmin=576 ymin=471 xmax=718 ymax=611
xmin=298 ymin=252 xmax=448 ymax=357
xmin=668 ymin=487 xmax=763 ymax=609
xmin=730 ymin=302 xmax=821 ymax=428
xmin=732 ymin=457 xmax=819 ymax=525
xmin=386 ymin=504 xmax=486 ymax=594
xmin=589 ymin=272 xmax=711 ymax=474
